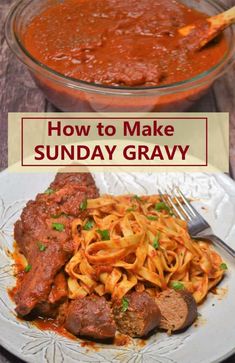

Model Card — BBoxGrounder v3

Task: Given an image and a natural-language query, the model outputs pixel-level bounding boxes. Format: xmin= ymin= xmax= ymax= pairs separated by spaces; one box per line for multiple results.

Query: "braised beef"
xmin=14 ymin=172 xmax=99 ymax=316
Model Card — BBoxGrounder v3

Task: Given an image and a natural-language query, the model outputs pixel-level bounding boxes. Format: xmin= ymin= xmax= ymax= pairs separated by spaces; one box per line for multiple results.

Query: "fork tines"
xmin=158 ymin=186 xmax=198 ymax=222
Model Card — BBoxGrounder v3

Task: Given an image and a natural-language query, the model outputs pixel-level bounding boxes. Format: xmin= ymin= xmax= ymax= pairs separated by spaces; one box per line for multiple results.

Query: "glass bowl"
xmin=5 ymin=0 xmax=235 ymax=112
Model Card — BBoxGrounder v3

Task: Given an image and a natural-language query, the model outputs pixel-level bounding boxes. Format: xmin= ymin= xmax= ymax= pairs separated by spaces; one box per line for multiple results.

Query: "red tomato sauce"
xmin=23 ymin=0 xmax=228 ymax=87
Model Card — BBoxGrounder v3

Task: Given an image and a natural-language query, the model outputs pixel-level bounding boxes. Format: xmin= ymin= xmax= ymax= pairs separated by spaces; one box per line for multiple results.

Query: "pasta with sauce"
xmin=65 ymin=194 xmax=225 ymax=304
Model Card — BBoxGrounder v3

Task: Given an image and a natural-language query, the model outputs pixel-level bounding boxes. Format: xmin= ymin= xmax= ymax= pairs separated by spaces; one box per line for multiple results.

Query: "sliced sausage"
xmin=113 ymin=291 xmax=161 ymax=337
xmin=155 ymin=289 xmax=198 ymax=331
xmin=65 ymin=295 xmax=116 ymax=339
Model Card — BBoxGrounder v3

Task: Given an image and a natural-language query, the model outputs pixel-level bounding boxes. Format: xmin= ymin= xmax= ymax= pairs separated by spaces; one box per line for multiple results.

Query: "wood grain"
xmin=0 ymin=1 xmax=46 ymax=170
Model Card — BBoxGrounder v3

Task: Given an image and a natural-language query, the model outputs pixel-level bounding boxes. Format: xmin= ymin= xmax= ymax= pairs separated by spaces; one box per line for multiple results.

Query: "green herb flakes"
xmin=171 ymin=281 xmax=184 ymax=291
xmin=96 ymin=229 xmax=110 ymax=241
xmin=79 ymin=198 xmax=87 ymax=211
xmin=51 ymin=212 xmax=68 ymax=219
xmin=25 ymin=264 xmax=32 ymax=273
xmin=44 ymin=188 xmax=54 ymax=195
xmin=155 ymin=202 xmax=170 ymax=212
xmin=155 ymin=202 xmax=173 ymax=215
xmin=126 ymin=206 xmax=137 ymax=212
xmin=132 ymin=195 xmax=142 ymax=203
xmin=153 ymin=233 xmax=160 ymax=249
xmin=121 ymin=297 xmax=129 ymax=312
xmin=52 ymin=222 xmax=65 ymax=232
xmin=220 ymin=263 xmax=228 ymax=270
xmin=147 ymin=215 xmax=158 ymax=221
xmin=83 ymin=219 xmax=94 ymax=231
xmin=37 ymin=242 xmax=47 ymax=252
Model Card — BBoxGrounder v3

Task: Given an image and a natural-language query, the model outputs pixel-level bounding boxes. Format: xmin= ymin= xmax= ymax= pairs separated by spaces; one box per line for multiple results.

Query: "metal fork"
xmin=158 ymin=186 xmax=235 ymax=259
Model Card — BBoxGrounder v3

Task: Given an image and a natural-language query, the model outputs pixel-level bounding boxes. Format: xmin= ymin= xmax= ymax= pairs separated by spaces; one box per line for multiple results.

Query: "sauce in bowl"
xmin=23 ymin=0 xmax=228 ymax=88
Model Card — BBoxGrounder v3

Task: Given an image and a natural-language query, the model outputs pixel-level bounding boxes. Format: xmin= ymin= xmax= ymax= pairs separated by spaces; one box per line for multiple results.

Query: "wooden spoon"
xmin=178 ymin=6 xmax=235 ymax=51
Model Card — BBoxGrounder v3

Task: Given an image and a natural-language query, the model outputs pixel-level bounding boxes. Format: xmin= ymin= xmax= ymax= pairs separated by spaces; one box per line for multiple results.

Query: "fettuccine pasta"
xmin=65 ymin=194 xmax=225 ymax=304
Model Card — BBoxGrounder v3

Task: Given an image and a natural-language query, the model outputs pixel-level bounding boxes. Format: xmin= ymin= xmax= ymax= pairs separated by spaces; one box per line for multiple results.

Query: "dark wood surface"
xmin=0 ymin=0 xmax=235 ymax=362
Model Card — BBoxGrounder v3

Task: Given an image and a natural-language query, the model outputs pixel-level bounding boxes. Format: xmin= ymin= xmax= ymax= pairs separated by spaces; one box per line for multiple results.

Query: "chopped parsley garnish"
xmin=155 ymin=202 xmax=173 ymax=215
xmin=79 ymin=198 xmax=87 ymax=211
xmin=25 ymin=264 xmax=32 ymax=273
xmin=52 ymin=222 xmax=65 ymax=232
xmin=44 ymin=188 xmax=54 ymax=195
xmin=121 ymin=297 xmax=129 ymax=312
xmin=132 ymin=195 xmax=142 ymax=203
xmin=37 ymin=242 xmax=47 ymax=252
xmin=96 ymin=229 xmax=110 ymax=241
xmin=171 ymin=281 xmax=184 ymax=291
xmin=153 ymin=233 xmax=160 ymax=249
xmin=51 ymin=212 xmax=68 ymax=219
xmin=147 ymin=215 xmax=158 ymax=221
xmin=126 ymin=206 xmax=137 ymax=212
xmin=83 ymin=219 xmax=94 ymax=231
xmin=220 ymin=263 xmax=228 ymax=270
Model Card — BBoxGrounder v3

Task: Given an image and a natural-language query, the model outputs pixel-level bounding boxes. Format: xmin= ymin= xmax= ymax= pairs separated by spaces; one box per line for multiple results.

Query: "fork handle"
xmin=206 ymin=234 xmax=235 ymax=259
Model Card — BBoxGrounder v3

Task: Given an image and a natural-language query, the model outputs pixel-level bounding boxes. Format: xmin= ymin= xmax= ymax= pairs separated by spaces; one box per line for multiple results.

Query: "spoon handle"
xmin=209 ymin=6 xmax=235 ymax=29
xmin=179 ymin=5 xmax=235 ymax=50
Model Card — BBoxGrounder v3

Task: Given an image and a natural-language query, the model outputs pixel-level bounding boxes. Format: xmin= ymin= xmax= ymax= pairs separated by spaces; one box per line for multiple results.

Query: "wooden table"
xmin=0 ymin=0 xmax=235 ymax=362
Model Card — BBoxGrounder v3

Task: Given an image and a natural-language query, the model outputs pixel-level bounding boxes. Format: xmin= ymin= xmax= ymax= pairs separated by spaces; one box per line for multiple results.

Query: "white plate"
xmin=0 ymin=171 xmax=235 ymax=363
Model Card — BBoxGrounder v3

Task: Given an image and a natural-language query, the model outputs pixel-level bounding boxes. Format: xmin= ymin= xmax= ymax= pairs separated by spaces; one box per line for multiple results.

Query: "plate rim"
xmin=0 ymin=169 xmax=235 ymax=363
